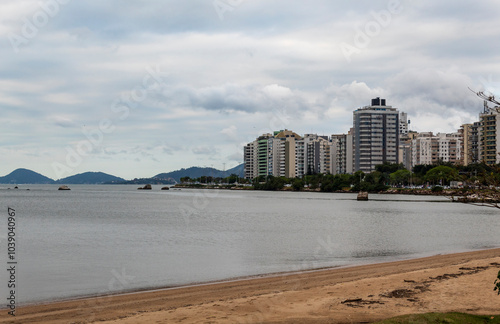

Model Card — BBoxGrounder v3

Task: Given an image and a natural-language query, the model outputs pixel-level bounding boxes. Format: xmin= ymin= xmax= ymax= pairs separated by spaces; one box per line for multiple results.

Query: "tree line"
xmin=251 ymin=162 xmax=500 ymax=192
xmin=180 ymin=174 xmax=248 ymax=185
xmin=178 ymin=162 xmax=500 ymax=192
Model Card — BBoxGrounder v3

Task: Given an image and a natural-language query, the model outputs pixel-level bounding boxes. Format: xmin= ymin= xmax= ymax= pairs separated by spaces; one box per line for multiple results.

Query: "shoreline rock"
xmin=357 ymin=191 xmax=368 ymax=201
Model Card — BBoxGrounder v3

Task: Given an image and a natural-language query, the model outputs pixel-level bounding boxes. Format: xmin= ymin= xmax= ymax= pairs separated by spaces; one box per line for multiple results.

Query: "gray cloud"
xmin=1 ymin=0 xmax=499 ymax=178
xmin=192 ymin=146 xmax=218 ymax=156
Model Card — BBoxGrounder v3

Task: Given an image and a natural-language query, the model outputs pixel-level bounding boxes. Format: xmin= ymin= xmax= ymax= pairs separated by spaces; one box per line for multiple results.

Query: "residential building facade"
xmin=478 ymin=108 xmax=500 ymax=165
xmin=353 ymin=98 xmax=400 ymax=172
xmin=411 ymin=132 xmax=461 ymax=166
xmin=244 ymin=98 xmax=414 ymax=179
xmin=460 ymin=122 xmax=480 ymax=165
xmin=331 ymin=133 xmax=353 ymax=175
xmin=244 ymin=130 xmax=345 ymax=179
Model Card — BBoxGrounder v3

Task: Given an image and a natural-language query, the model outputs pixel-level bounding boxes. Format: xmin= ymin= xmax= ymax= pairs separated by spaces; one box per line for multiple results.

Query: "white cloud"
xmin=220 ymin=125 xmax=238 ymax=140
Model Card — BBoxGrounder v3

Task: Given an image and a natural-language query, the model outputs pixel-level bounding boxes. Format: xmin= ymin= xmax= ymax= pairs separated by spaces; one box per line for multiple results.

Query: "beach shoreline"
xmin=1 ymin=248 xmax=482 ymax=309
xmin=2 ymin=248 xmax=500 ymax=323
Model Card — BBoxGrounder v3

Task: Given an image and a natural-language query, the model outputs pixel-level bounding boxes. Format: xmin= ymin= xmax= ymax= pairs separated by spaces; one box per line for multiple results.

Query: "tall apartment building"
xmin=399 ymin=141 xmax=412 ymax=170
xmin=256 ymin=134 xmax=272 ymax=177
xmin=244 ymin=133 xmax=273 ymax=179
xmin=331 ymin=132 xmax=353 ymax=174
xmin=438 ymin=133 xmax=461 ymax=163
xmin=411 ymin=132 xmax=435 ymax=165
xmin=399 ymin=130 xmax=416 ymax=171
xmin=353 ymin=98 xmax=399 ymax=172
xmin=295 ymin=134 xmax=332 ymax=177
xmin=411 ymin=132 xmax=461 ymax=166
xmin=268 ymin=135 xmax=285 ymax=177
xmin=399 ymin=112 xmax=409 ymax=136
xmin=244 ymin=130 xmax=303 ymax=179
xmin=244 ymin=141 xmax=256 ymax=179
xmin=244 ymin=130 xmax=342 ymax=179
xmin=294 ymin=136 xmax=306 ymax=177
xmin=478 ymin=108 xmax=500 ymax=165
xmin=275 ymin=130 xmax=302 ymax=178
xmin=460 ymin=122 xmax=480 ymax=165
xmin=319 ymin=138 xmax=333 ymax=175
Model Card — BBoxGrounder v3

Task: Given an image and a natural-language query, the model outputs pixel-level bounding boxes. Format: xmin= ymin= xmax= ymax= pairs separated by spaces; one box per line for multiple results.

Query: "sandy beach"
xmin=2 ymin=248 xmax=500 ymax=323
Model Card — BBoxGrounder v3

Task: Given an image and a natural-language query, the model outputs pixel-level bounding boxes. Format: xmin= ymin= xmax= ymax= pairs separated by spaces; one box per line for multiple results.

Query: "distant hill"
xmin=154 ymin=163 xmax=244 ymax=182
xmin=0 ymin=164 xmax=245 ymax=185
xmin=56 ymin=172 xmax=125 ymax=184
xmin=0 ymin=168 xmax=55 ymax=184
xmin=226 ymin=163 xmax=244 ymax=177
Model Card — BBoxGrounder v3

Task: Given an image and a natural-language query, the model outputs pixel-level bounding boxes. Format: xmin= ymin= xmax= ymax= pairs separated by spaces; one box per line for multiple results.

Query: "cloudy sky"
xmin=1 ymin=0 xmax=500 ymax=179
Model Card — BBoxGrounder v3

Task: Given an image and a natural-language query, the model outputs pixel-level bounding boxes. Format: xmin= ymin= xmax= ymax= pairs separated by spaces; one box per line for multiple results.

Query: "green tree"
xmin=180 ymin=176 xmax=191 ymax=183
xmin=375 ymin=162 xmax=405 ymax=174
xmin=390 ymin=169 xmax=411 ymax=186
xmin=425 ymin=165 xmax=459 ymax=185
xmin=413 ymin=164 xmax=436 ymax=178
xmin=253 ymin=175 xmax=286 ymax=191
xmin=225 ymin=174 xmax=239 ymax=184
xmin=292 ymin=178 xmax=304 ymax=191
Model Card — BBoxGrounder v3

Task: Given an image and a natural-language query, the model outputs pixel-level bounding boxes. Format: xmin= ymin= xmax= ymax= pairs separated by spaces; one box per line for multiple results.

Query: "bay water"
xmin=1 ymin=185 xmax=499 ymax=305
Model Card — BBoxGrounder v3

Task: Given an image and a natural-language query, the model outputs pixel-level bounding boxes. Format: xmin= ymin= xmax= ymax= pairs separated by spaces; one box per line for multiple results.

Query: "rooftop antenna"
xmin=469 ymin=87 xmax=500 ymax=112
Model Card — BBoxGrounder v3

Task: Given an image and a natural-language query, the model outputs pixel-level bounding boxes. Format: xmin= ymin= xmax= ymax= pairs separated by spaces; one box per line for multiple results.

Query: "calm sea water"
xmin=0 ymin=184 xmax=499 ymax=305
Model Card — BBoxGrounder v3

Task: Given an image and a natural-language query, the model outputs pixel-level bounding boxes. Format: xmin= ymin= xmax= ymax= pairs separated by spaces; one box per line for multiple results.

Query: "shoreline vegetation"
xmin=172 ymin=162 xmax=500 ymax=205
xmin=172 ymin=183 xmax=500 ymax=204
xmin=2 ymin=248 xmax=500 ymax=323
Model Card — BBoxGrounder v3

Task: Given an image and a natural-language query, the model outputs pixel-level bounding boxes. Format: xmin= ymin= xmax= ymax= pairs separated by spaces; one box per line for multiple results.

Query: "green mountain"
xmin=0 ymin=168 xmax=55 ymax=184
xmin=154 ymin=163 xmax=244 ymax=182
xmin=226 ymin=163 xmax=244 ymax=177
xmin=56 ymin=172 xmax=125 ymax=184
xmin=0 ymin=164 xmax=245 ymax=185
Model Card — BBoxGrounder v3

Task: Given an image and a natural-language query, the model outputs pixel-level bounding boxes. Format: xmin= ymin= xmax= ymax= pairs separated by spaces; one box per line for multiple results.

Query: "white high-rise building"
xmin=399 ymin=112 xmax=408 ymax=136
xmin=411 ymin=132 xmax=461 ymax=167
xmin=353 ymin=98 xmax=400 ymax=172
xmin=295 ymin=134 xmax=331 ymax=177
xmin=331 ymin=132 xmax=353 ymax=174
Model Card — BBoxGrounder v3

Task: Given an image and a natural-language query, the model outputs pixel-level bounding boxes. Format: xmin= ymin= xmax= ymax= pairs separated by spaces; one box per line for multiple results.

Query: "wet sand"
xmin=2 ymin=248 xmax=500 ymax=323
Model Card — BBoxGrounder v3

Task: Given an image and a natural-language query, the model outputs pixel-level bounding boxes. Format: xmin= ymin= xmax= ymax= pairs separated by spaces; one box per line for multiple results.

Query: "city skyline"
xmin=2 ymin=1 xmax=500 ymax=179
xmin=243 ymin=96 xmax=480 ymax=179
